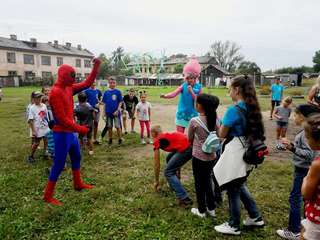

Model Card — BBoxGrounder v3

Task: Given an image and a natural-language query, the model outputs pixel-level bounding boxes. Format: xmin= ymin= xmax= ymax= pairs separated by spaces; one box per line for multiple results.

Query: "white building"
xmin=0 ymin=34 xmax=94 ymax=84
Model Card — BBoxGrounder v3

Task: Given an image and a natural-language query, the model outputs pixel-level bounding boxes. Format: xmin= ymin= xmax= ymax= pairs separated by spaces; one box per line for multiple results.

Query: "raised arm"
xmin=161 ymin=85 xmax=183 ymax=99
xmin=72 ymin=58 xmax=101 ymax=95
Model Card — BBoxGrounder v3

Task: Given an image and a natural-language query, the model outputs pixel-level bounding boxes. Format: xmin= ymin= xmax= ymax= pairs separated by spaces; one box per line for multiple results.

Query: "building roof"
xmin=0 ymin=36 xmax=94 ymax=58
xmin=202 ymin=64 xmax=231 ymax=75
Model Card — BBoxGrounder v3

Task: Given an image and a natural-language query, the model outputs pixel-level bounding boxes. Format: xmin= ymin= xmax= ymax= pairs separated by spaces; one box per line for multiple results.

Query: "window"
xmin=42 ymin=71 xmax=52 ymax=79
xmin=8 ymin=71 xmax=17 ymax=76
xmin=76 ymin=59 xmax=81 ymax=68
xmin=57 ymin=57 xmax=63 ymax=66
xmin=7 ymin=52 xmax=16 ymax=63
xmin=23 ymin=54 xmax=34 ymax=65
xmin=24 ymin=71 xmax=35 ymax=81
xmin=84 ymin=60 xmax=91 ymax=68
xmin=41 ymin=56 xmax=51 ymax=66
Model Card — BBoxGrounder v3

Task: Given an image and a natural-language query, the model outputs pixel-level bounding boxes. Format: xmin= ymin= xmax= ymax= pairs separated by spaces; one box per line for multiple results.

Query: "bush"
xmin=259 ymin=85 xmax=271 ymax=95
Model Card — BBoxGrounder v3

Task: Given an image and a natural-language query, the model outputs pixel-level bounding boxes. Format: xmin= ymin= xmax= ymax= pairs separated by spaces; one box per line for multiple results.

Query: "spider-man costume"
xmin=43 ymin=58 xmax=101 ymax=206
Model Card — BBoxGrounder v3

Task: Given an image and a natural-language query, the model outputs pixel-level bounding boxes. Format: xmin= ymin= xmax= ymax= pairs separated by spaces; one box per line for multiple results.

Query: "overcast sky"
xmin=1 ymin=0 xmax=319 ymax=70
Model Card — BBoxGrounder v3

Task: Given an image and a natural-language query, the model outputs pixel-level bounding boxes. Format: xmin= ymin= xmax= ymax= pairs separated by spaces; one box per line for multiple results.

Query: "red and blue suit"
xmin=43 ymin=58 xmax=101 ymax=206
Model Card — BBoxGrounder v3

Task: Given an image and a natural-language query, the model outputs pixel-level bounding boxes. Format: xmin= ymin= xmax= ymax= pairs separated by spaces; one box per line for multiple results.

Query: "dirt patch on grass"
xmin=99 ymin=103 xmax=298 ymax=162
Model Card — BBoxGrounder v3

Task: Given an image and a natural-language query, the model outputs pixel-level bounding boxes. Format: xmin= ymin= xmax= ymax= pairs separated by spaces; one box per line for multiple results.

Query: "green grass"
xmin=0 ymin=86 xmax=302 ymax=239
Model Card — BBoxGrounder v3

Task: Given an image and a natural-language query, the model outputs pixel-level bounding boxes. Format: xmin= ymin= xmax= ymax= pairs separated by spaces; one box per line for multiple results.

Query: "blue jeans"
xmin=164 ymin=147 xmax=192 ymax=200
xmin=227 ymin=183 xmax=261 ymax=229
xmin=288 ymin=166 xmax=309 ymax=233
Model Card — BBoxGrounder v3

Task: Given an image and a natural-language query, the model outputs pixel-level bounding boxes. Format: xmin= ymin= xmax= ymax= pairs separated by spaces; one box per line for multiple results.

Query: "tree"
xmin=173 ymin=64 xmax=184 ymax=73
xmin=237 ymin=61 xmax=261 ymax=75
xmin=275 ymin=66 xmax=314 ymax=74
xmin=207 ymin=41 xmax=244 ymax=72
xmin=169 ymin=53 xmax=187 ymax=60
xmin=313 ymin=50 xmax=320 ymax=72
xmin=97 ymin=53 xmax=111 ymax=79
xmin=111 ymin=46 xmax=125 ymax=73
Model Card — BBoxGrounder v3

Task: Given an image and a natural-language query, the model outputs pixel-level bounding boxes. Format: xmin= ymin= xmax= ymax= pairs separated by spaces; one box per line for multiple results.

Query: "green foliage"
xmin=313 ymin=50 xmax=320 ymax=72
xmin=237 ymin=61 xmax=261 ymax=75
xmin=275 ymin=65 xmax=314 ymax=74
xmin=173 ymin=64 xmax=184 ymax=74
xmin=259 ymin=85 xmax=271 ymax=95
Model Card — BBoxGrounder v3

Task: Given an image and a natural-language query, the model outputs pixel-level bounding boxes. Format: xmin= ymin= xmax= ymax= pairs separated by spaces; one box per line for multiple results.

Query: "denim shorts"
xmin=276 ymin=121 xmax=288 ymax=128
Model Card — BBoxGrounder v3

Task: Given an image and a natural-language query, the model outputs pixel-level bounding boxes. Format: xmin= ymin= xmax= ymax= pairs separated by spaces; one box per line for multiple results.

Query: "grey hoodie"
xmin=291 ymin=130 xmax=315 ymax=169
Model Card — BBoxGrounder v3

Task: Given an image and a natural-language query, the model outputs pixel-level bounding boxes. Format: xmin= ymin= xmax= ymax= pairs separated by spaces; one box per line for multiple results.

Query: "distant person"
xmin=136 ymin=93 xmax=152 ymax=144
xmin=85 ymin=82 xmax=102 ymax=144
xmin=276 ymin=105 xmax=319 ymax=240
xmin=74 ymin=92 xmax=95 ymax=155
xmin=307 ymin=76 xmax=320 ymax=108
xmin=273 ymin=97 xmax=293 ymax=150
xmin=122 ymin=88 xmax=139 ymax=134
xmin=151 ymin=125 xmax=193 ymax=208
xmin=188 ymin=94 xmax=220 ymax=218
xmin=270 ymin=77 xmax=284 ymax=120
xmin=301 ymin=113 xmax=320 ymax=240
xmin=27 ymin=91 xmax=49 ymax=163
xmin=41 ymin=86 xmax=51 ymax=96
xmin=0 ymin=86 xmax=3 ymax=101
xmin=101 ymin=77 xmax=123 ymax=145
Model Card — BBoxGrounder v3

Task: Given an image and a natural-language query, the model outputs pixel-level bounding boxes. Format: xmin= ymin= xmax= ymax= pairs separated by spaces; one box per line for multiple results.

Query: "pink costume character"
xmin=161 ymin=57 xmax=202 ymax=133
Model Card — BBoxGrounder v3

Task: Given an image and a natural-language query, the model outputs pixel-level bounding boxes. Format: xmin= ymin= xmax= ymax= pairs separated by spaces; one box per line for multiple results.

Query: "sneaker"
xmin=131 ymin=130 xmax=136 ymax=134
xmin=118 ymin=138 xmax=123 ymax=145
xmin=276 ymin=228 xmax=300 ymax=240
xmin=178 ymin=197 xmax=193 ymax=208
xmin=270 ymin=117 xmax=273 ymax=120
xmin=27 ymin=155 xmax=35 ymax=164
xmin=191 ymin=208 xmax=206 ymax=218
xmin=243 ymin=216 xmax=265 ymax=227
xmin=206 ymin=208 xmax=216 ymax=217
xmin=141 ymin=139 xmax=146 ymax=144
xmin=88 ymin=151 xmax=94 ymax=156
xmin=215 ymin=222 xmax=241 ymax=235
xmin=108 ymin=139 xmax=112 ymax=145
xmin=93 ymin=140 xmax=101 ymax=145
xmin=276 ymin=144 xmax=286 ymax=151
xmin=146 ymin=138 xmax=153 ymax=144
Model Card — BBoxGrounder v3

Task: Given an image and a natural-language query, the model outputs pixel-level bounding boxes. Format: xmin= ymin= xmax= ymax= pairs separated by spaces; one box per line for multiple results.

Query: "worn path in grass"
xmin=101 ymin=103 xmax=299 ymax=163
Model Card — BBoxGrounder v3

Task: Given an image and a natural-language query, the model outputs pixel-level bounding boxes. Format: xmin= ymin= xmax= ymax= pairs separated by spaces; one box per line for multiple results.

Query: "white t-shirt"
xmin=136 ymin=101 xmax=151 ymax=121
xmin=28 ymin=103 xmax=49 ymax=137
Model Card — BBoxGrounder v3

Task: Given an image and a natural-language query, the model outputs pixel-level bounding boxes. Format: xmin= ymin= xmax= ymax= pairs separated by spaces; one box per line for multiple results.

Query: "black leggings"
xmin=192 ymin=157 xmax=216 ymax=213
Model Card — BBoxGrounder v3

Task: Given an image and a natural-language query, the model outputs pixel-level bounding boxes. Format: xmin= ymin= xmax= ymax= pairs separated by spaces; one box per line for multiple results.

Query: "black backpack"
xmin=235 ymin=105 xmax=269 ymax=166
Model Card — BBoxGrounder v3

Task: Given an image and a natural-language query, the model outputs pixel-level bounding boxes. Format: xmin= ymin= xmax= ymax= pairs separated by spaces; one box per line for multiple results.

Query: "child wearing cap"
xmin=276 ymin=104 xmax=320 ymax=239
xmin=27 ymin=91 xmax=49 ymax=163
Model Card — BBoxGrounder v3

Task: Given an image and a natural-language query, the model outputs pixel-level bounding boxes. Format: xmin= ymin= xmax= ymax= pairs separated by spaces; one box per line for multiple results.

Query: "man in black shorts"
xmin=122 ymin=89 xmax=139 ymax=134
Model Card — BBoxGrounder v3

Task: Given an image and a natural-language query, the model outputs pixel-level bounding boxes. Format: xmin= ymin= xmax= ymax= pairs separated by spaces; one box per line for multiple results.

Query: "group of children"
xmin=24 ymin=71 xmax=320 ymax=238
xmin=26 ymin=78 xmax=153 ymax=162
xmin=152 ymin=74 xmax=320 ymax=239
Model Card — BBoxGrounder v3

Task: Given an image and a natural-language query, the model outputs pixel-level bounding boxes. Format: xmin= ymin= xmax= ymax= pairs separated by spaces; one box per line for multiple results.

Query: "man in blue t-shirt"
xmin=101 ymin=77 xmax=123 ymax=145
xmin=270 ymin=77 xmax=284 ymax=120
xmin=84 ymin=82 xmax=102 ymax=144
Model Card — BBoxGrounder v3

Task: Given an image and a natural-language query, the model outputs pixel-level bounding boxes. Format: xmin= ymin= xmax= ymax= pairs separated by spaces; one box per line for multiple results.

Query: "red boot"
xmin=72 ymin=169 xmax=94 ymax=191
xmin=43 ymin=180 xmax=62 ymax=206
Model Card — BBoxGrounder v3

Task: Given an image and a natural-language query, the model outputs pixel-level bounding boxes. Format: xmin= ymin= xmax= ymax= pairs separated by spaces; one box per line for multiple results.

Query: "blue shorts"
xmin=277 ymin=121 xmax=288 ymax=128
